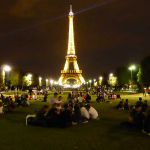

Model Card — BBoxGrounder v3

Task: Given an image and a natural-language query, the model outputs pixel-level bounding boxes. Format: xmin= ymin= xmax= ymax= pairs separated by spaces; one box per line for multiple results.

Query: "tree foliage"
xmin=116 ymin=66 xmax=130 ymax=86
xmin=141 ymin=56 xmax=150 ymax=86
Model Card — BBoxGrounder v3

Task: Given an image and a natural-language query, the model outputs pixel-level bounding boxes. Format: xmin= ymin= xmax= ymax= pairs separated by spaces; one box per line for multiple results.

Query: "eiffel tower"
xmin=58 ymin=5 xmax=85 ymax=87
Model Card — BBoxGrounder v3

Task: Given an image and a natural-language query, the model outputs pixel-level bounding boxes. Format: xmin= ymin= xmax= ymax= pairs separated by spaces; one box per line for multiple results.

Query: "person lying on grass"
xmin=27 ymin=105 xmax=50 ymax=127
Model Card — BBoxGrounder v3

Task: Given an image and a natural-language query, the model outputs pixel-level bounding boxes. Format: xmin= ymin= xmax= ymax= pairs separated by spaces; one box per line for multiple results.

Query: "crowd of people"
xmin=26 ymin=92 xmax=99 ymax=128
xmin=116 ymin=98 xmax=150 ymax=135
xmin=0 ymin=94 xmax=30 ymax=113
xmin=0 ymin=87 xmax=150 ymax=136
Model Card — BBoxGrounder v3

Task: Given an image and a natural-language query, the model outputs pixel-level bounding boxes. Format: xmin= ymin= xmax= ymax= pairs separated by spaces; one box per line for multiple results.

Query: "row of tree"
xmin=0 ymin=56 xmax=150 ymax=90
xmin=115 ymin=56 xmax=150 ymax=89
xmin=0 ymin=67 xmax=40 ymax=89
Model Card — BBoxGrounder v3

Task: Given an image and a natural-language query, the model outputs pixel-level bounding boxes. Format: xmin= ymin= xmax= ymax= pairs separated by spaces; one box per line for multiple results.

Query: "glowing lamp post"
xmin=99 ymin=76 xmax=103 ymax=85
xmin=2 ymin=65 xmax=12 ymax=85
xmin=93 ymin=79 xmax=97 ymax=87
xmin=128 ymin=65 xmax=136 ymax=81
xmin=39 ymin=77 xmax=42 ymax=87
xmin=50 ymin=79 xmax=54 ymax=86
xmin=46 ymin=79 xmax=49 ymax=87
xmin=109 ymin=73 xmax=113 ymax=77
xmin=89 ymin=80 xmax=92 ymax=88
xmin=50 ymin=79 xmax=54 ymax=90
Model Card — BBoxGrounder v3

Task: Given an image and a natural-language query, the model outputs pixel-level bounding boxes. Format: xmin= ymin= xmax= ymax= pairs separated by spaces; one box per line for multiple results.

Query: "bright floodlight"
xmin=3 ymin=65 xmax=11 ymax=72
xmin=109 ymin=73 xmax=113 ymax=77
xmin=99 ymin=76 xmax=103 ymax=80
xmin=89 ymin=80 xmax=92 ymax=83
xmin=27 ymin=74 xmax=32 ymax=78
xmin=50 ymin=79 xmax=54 ymax=84
xmin=39 ymin=77 xmax=42 ymax=80
xmin=129 ymin=65 xmax=136 ymax=71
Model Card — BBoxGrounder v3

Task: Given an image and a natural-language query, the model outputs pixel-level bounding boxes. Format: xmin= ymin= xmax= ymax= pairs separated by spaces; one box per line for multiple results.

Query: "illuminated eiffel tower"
xmin=58 ymin=5 xmax=85 ymax=88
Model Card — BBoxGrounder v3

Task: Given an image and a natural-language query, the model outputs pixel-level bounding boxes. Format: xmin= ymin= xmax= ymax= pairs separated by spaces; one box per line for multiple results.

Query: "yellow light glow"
xmin=50 ymin=79 xmax=54 ymax=85
xmin=129 ymin=65 xmax=136 ymax=71
xmin=67 ymin=5 xmax=75 ymax=55
xmin=58 ymin=5 xmax=85 ymax=87
xmin=3 ymin=65 xmax=11 ymax=72
xmin=109 ymin=73 xmax=113 ymax=77
xmin=25 ymin=73 xmax=32 ymax=86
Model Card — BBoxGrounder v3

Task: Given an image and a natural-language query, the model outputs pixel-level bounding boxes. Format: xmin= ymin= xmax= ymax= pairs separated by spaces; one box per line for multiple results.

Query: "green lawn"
xmin=0 ymin=94 xmax=150 ymax=150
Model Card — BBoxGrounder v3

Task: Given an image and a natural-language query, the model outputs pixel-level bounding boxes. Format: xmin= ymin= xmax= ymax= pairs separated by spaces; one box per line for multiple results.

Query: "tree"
xmin=22 ymin=74 xmax=32 ymax=87
xmin=137 ymin=66 xmax=142 ymax=84
xmin=141 ymin=56 xmax=150 ymax=86
xmin=9 ymin=70 xmax=20 ymax=86
xmin=116 ymin=66 xmax=130 ymax=86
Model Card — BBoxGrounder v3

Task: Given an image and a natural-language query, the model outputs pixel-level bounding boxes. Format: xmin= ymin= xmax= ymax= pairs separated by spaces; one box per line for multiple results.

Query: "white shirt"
xmin=89 ymin=107 xmax=98 ymax=119
xmin=80 ymin=107 xmax=90 ymax=119
xmin=78 ymin=96 xmax=83 ymax=103
xmin=50 ymin=97 xmax=57 ymax=105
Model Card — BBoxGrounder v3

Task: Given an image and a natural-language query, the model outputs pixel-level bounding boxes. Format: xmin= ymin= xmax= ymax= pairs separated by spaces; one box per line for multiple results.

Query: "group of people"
xmin=120 ymin=98 xmax=150 ymax=135
xmin=0 ymin=94 xmax=30 ymax=114
xmin=26 ymin=92 xmax=99 ymax=128
xmin=116 ymin=98 xmax=148 ymax=111
xmin=95 ymin=86 xmax=120 ymax=103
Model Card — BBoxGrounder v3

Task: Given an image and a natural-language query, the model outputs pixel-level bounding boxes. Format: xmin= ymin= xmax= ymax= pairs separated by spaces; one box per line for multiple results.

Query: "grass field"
xmin=0 ymin=93 xmax=150 ymax=150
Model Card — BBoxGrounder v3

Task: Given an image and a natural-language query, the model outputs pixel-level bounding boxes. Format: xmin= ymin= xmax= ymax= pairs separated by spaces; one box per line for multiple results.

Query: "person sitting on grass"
xmin=96 ymin=93 xmax=105 ymax=103
xmin=46 ymin=106 xmax=62 ymax=127
xmin=42 ymin=91 xmax=48 ymax=102
xmin=60 ymin=103 xmax=73 ymax=128
xmin=20 ymin=94 xmax=30 ymax=107
xmin=85 ymin=93 xmax=91 ymax=103
xmin=50 ymin=92 xmax=58 ymax=106
xmin=135 ymin=97 xmax=143 ymax=107
xmin=128 ymin=105 xmax=145 ymax=129
xmin=85 ymin=104 xmax=99 ymax=120
xmin=124 ymin=99 xmax=130 ymax=110
xmin=142 ymin=100 xmax=148 ymax=112
xmin=55 ymin=96 xmax=62 ymax=111
xmin=80 ymin=103 xmax=90 ymax=120
xmin=14 ymin=95 xmax=21 ymax=106
xmin=116 ymin=99 xmax=124 ymax=110
xmin=5 ymin=96 xmax=16 ymax=112
xmin=143 ymin=109 xmax=150 ymax=136
xmin=72 ymin=103 xmax=82 ymax=124
xmin=67 ymin=93 xmax=73 ymax=104
xmin=27 ymin=105 xmax=49 ymax=127
xmin=78 ymin=93 xmax=84 ymax=103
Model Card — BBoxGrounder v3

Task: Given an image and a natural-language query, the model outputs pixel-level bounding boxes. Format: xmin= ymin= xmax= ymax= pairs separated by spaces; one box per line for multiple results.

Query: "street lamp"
xmin=128 ymin=65 xmax=136 ymax=81
xmin=109 ymin=73 xmax=113 ymax=77
xmin=39 ymin=77 xmax=42 ymax=87
xmin=99 ymin=76 xmax=103 ymax=85
xmin=50 ymin=79 xmax=54 ymax=85
xmin=89 ymin=80 xmax=92 ymax=88
xmin=2 ymin=65 xmax=12 ymax=85
xmin=46 ymin=79 xmax=49 ymax=87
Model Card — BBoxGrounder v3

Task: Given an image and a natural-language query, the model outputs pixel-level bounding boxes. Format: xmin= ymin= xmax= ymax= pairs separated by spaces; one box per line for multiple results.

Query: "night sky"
xmin=0 ymin=0 xmax=149 ymax=79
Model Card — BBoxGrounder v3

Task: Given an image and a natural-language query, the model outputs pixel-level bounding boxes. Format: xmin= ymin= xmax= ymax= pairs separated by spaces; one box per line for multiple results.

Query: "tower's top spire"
xmin=69 ymin=4 xmax=74 ymax=16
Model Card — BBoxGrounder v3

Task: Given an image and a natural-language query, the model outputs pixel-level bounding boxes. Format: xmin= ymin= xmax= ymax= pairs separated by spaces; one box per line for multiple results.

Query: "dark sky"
xmin=0 ymin=0 xmax=150 ymax=79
